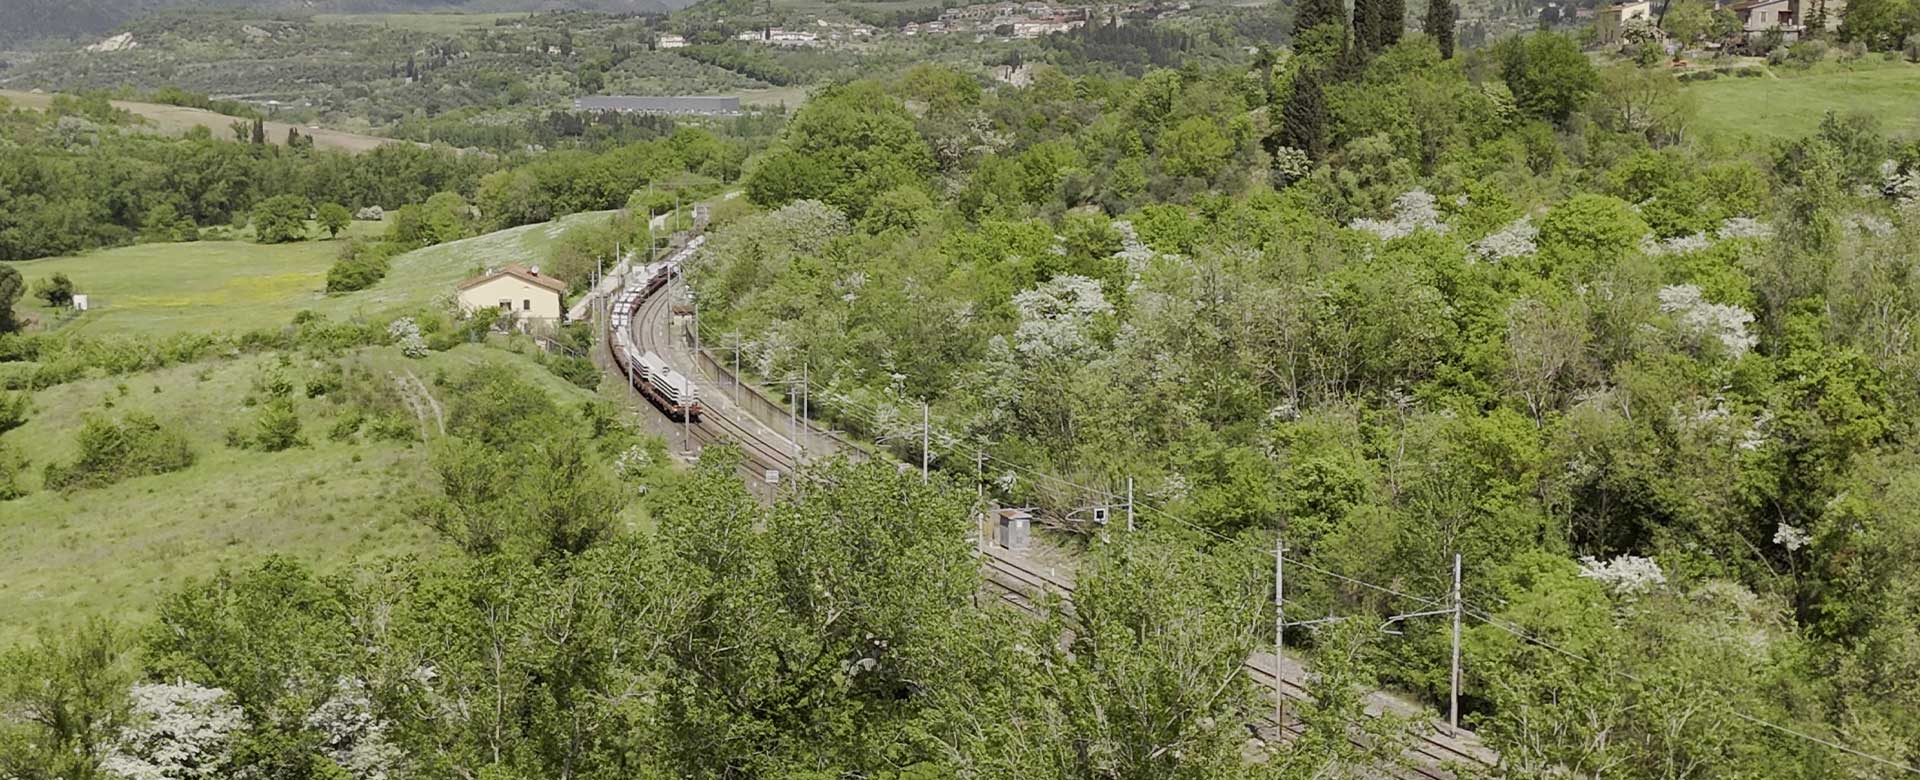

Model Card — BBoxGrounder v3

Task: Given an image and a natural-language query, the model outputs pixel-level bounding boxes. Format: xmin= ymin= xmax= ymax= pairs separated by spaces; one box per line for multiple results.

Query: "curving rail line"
xmin=604 ymin=226 xmax=1494 ymax=780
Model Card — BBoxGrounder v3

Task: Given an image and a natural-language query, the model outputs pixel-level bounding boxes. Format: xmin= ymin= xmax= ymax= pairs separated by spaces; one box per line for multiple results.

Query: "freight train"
xmin=608 ymin=260 xmax=701 ymax=422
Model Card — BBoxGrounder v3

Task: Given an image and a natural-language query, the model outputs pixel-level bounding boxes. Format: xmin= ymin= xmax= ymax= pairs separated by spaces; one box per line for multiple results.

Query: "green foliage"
xmin=42 ymin=412 xmax=196 ymax=491
xmin=0 ymin=389 xmax=28 ymax=434
xmin=0 ymin=265 xmax=22 ymax=333
xmin=324 ymin=238 xmax=398 ymax=294
xmin=744 ymin=82 xmax=936 ymax=219
xmin=0 ymin=619 xmax=132 ymax=779
xmin=31 ymin=273 xmax=75 ymax=308
xmin=315 ymin=202 xmax=351 ymax=238
xmin=1499 ymin=33 xmax=1598 ymax=124
xmin=250 ymin=194 xmax=313 ymax=244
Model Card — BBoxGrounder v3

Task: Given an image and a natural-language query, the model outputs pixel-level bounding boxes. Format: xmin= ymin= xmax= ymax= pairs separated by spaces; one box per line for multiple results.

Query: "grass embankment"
xmin=1685 ymin=60 xmax=1920 ymax=141
xmin=0 ymin=343 xmax=611 ymax=644
xmin=11 ymin=211 xmax=611 ymax=338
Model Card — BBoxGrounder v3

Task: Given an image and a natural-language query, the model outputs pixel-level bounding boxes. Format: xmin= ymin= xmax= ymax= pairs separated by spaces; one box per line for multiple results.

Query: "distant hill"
xmin=0 ymin=0 xmax=687 ymax=47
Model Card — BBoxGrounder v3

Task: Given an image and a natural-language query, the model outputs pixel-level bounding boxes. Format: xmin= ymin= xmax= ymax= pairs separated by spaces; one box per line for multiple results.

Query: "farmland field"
xmin=11 ymin=211 xmax=613 ymax=338
xmin=0 ymin=343 xmax=620 ymax=644
xmin=309 ymin=12 xmax=532 ymax=33
xmin=1685 ymin=61 xmax=1920 ymax=141
xmin=0 ymin=89 xmax=406 ymax=153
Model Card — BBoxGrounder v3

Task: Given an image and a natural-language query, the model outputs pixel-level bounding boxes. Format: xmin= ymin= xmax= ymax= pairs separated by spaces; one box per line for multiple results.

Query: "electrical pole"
xmin=1126 ymin=477 xmax=1135 ymax=532
xmin=1275 ymin=536 xmax=1286 ymax=728
xmin=921 ymin=402 xmax=930 ymax=483
xmin=1450 ymin=552 xmax=1463 ymax=733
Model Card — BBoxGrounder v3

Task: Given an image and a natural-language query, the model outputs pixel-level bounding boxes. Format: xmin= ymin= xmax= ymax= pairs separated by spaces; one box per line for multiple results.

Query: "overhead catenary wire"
xmin=731 ymin=358 xmax=1920 ymax=775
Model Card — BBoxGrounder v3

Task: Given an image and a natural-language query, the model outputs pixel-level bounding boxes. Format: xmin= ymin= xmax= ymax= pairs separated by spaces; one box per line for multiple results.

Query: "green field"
xmin=0 ymin=343 xmax=614 ymax=644
xmin=310 ymin=12 xmax=532 ymax=33
xmin=12 ymin=212 xmax=611 ymax=338
xmin=1687 ymin=61 xmax=1920 ymax=141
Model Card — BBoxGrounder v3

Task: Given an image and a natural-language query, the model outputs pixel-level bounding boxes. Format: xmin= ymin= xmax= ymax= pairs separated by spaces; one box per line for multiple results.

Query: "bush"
xmin=325 ymin=239 xmax=398 ymax=293
xmin=0 ymin=442 xmax=24 ymax=500
xmin=248 ymin=398 xmax=306 ymax=452
xmin=544 ymin=354 xmax=599 ymax=390
xmin=33 ymin=273 xmax=75 ymax=307
xmin=43 ymin=412 xmax=195 ymax=491
xmin=1784 ymin=39 xmax=1827 ymax=68
xmin=328 ymin=409 xmax=365 ymax=441
xmin=0 ymin=389 xmax=28 ymax=433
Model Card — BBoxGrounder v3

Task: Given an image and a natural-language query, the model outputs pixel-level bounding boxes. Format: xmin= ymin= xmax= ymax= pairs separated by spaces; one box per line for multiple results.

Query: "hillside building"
xmin=457 ymin=264 xmax=567 ymax=327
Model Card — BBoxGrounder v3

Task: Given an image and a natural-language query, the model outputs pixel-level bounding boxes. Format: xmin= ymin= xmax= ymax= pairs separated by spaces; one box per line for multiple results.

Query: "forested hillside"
xmin=6 ymin=0 xmax=1920 ymax=773
xmin=0 ymin=0 xmax=689 ymax=47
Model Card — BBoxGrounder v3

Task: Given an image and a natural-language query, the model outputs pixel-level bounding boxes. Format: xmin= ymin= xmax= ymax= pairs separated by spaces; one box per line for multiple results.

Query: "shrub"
xmin=544 ymin=354 xmax=598 ymax=389
xmin=249 ymin=398 xmax=306 ymax=452
xmin=366 ymin=412 xmax=418 ymax=443
xmin=325 ymin=239 xmax=398 ymax=293
xmin=43 ymin=412 xmax=195 ymax=491
xmin=33 ymin=273 xmax=75 ymax=307
xmin=328 ymin=409 xmax=365 ymax=441
xmin=0 ymin=389 xmax=28 ymax=433
xmin=0 ymin=441 xmax=26 ymax=500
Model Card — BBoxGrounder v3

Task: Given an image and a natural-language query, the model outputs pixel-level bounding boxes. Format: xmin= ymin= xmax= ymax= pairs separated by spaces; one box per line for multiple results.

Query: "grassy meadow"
xmin=0 ymin=343 xmax=618 ymax=644
xmin=309 ymin=12 xmax=532 ymax=33
xmin=12 ymin=211 xmax=611 ymax=338
xmin=1685 ymin=60 xmax=1920 ymax=141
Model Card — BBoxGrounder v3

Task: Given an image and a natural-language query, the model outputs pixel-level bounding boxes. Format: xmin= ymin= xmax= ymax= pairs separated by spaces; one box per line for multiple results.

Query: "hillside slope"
xmin=1 ymin=0 xmax=688 ymax=47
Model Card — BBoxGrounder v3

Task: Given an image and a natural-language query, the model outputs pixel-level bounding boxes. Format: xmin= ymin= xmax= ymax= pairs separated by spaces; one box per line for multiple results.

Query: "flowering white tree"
xmin=100 ymin=682 xmax=243 ymax=780
xmin=305 ymin=679 xmax=402 ymax=780
xmin=1473 ymin=216 xmax=1538 ymax=262
xmin=386 ymin=317 xmax=428 ymax=358
xmin=1010 ymin=275 xmax=1113 ymax=361
xmin=1658 ymin=284 xmax=1757 ymax=358
xmin=1578 ymin=555 xmax=1667 ymax=595
xmin=1351 ymin=189 xmax=1451 ymax=241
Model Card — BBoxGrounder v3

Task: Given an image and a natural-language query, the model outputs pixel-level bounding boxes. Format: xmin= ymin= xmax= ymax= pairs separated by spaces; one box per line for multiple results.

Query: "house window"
xmin=498 ymin=300 xmax=512 ymax=310
xmin=522 ymin=299 xmax=532 ymax=311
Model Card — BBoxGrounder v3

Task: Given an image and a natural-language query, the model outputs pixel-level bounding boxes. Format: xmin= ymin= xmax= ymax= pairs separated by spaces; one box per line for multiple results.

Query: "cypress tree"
xmin=1352 ymin=0 xmax=1381 ymax=53
xmin=1425 ymin=0 xmax=1457 ymax=58
xmin=1278 ymin=66 xmax=1328 ymax=160
xmin=251 ymin=117 xmax=265 ymax=145
xmin=1293 ymin=0 xmax=1347 ymax=38
xmin=1380 ymin=0 xmax=1405 ymax=47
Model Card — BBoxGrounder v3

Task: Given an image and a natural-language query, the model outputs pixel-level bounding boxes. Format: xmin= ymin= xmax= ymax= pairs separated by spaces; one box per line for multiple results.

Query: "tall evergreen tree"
xmin=1352 ymin=0 xmax=1383 ymax=53
xmin=1425 ymin=0 xmax=1458 ymax=57
xmin=1278 ymin=66 xmax=1329 ymax=160
xmin=250 ymin=117 xmax=264 ymax=145
xmin=1380 ymin=0 xmax=1406 ymax=47
xmin=1293 ymin=0 xmax=1348 ymax=38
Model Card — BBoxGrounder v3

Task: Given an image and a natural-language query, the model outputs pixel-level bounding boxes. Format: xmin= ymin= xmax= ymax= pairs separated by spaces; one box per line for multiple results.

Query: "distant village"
xmin=657 ymin=0 xmax=1194 ymax=49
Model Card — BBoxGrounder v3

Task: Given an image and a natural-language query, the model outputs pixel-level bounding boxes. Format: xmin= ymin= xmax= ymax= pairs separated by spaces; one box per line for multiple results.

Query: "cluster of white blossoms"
xmin=1578 ymin=554 xmax=1668 ymax=595
xmin=1843 ymin=213 xmax=1896 ymax=238
xmin=1715 ymin=216 xmax=1774 ymax=241
xmin=306 ymin=679 xmax=402 ymax=780
xmin=1773 ymin=523 xmax=1813 ymax=552
xmin=1642 ymin=217 xmax=1774 ymax=256
xmin=1011 ymin=275 xmax=1113 ymax=361
xmin=386 ymin=317 xmax=428 ymax=358
xmin=1658 ymin=284 xmax=1758 ymax=358
xmin=1351 ymin=189 xmax=1451 ymax=241
xmin=102 ymin=682 xmax=244 ymax=780
xmin=613 ymin=443 xmax=656 ymax=484
xmin=1472 ymin=215 xmax=1538 ymax=262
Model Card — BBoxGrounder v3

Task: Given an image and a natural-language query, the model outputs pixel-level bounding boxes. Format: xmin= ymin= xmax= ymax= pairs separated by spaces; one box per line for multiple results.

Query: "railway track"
xmin=975 ymin=546 xmax=1487 ymax=779
xmin=607 ymin=234 xmax=1494 ymax=780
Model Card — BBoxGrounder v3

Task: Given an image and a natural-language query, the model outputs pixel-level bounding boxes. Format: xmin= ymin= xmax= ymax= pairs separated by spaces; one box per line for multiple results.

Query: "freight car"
xmin=608 ymin=263 xmax=701 ymax=422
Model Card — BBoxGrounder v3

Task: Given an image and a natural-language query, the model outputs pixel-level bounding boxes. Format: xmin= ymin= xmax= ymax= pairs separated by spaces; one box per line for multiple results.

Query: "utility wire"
xmin=754 ymin=363 xmax=1920 ymax=775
